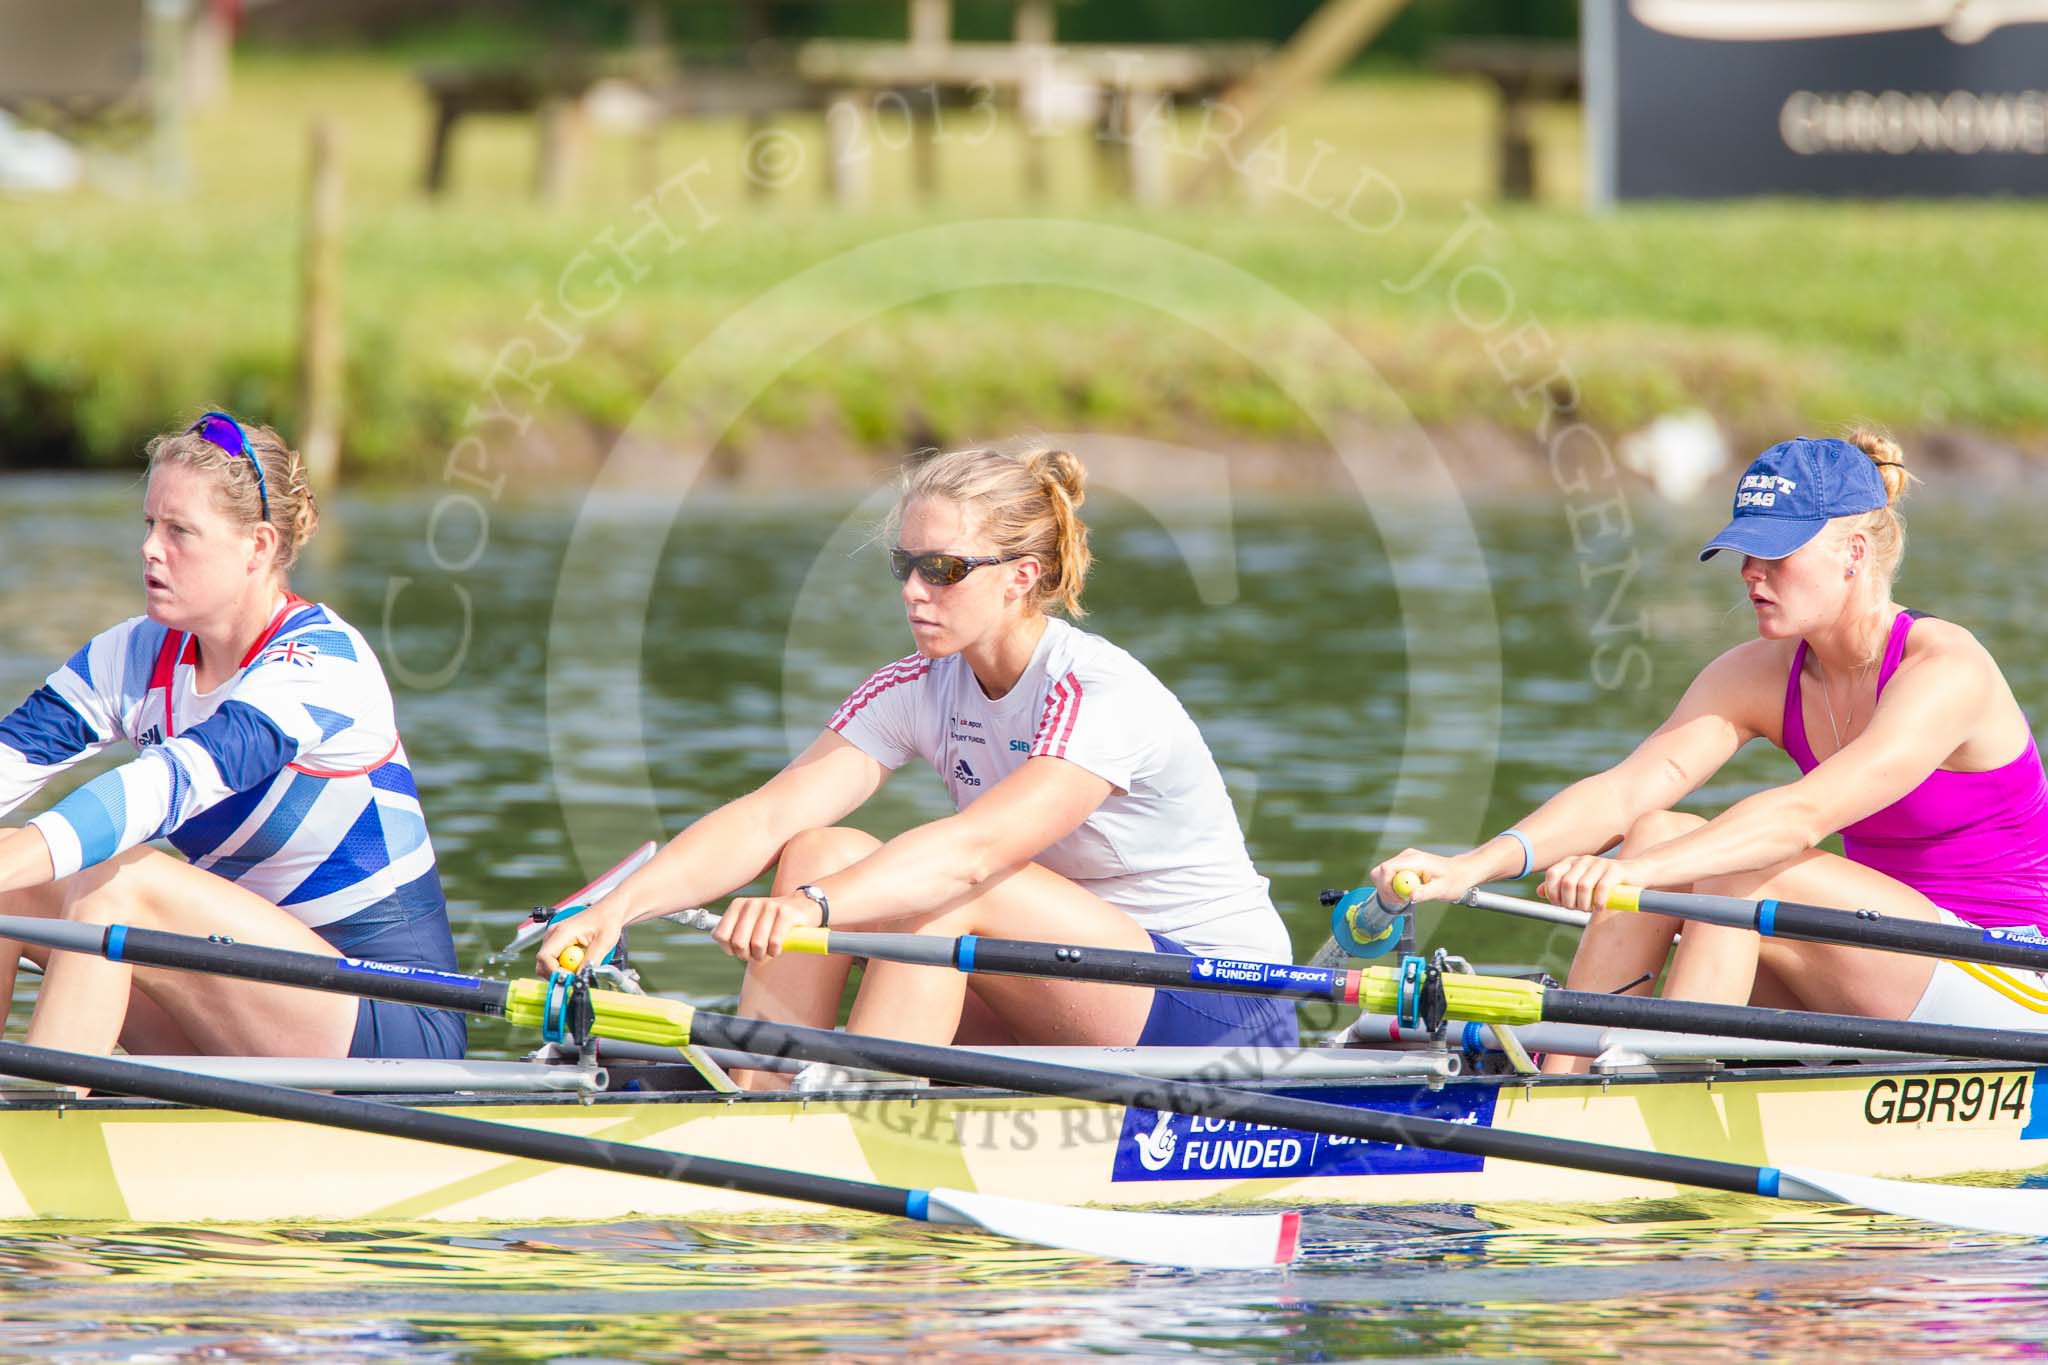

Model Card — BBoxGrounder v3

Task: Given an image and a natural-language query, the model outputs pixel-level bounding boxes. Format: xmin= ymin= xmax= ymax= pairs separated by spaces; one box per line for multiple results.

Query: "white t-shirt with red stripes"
xmin=827 ymin=618 xmax=1290 ymax=962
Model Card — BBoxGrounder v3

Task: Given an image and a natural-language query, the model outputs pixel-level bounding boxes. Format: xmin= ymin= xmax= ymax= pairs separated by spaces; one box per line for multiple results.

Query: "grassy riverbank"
xmin=2 ymin=52 xmax=2044 ymax=477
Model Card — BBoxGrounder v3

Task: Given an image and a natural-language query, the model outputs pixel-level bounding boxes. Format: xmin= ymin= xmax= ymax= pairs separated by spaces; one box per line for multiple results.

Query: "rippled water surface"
xmin=0 ymin=1216 xmax=2045 ymax=1361
xmin=3 ymin=472 xmax=2047 ymax=1359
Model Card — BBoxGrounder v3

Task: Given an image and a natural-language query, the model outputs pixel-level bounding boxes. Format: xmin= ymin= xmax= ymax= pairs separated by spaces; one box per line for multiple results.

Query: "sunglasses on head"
xmin=889 ymin=548 xmax=1022 ymax=586
xmin=188 ymin=410 xmax=269 ymax=522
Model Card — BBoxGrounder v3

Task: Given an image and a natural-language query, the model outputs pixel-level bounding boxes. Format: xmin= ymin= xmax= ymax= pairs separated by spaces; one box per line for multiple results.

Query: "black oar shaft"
xmin=0 ymin=916 xmax=1923 ymax=1205
xmin=682 ymin=1013 xmax=1763 ymax=1197
xmin=51 ymin=919 xmax=1778 ymax=1200
xmin=0 ymin=1041 xmax=911 ymax=1217
xmin=105 ymin=924 xmax=513 ymax=1016
xmin=1542 ymin=986 xmax=2048 ymax=1062
xmin=1632 ymin=889 xmax=2048 ymax=973
xmin=822 ymin=930 xmax=1354 ymax=1002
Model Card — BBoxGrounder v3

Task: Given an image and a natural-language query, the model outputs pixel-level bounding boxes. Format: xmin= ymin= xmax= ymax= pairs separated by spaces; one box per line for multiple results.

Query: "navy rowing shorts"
xmin=1136 ymin=932 xmax=1300 ymax=1049
xmin=313 ymin=873 xmax=468 ymax=1060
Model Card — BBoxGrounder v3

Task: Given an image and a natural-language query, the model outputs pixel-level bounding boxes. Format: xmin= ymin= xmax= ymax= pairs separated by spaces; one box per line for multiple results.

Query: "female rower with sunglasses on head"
xmin=540 ymin=446 xmax=1294 ymax=1084
xmin=0 ymin=412 xmax=463 ymax=1061
xmin=1369 ymin=431 xmax=2048 ymax=1070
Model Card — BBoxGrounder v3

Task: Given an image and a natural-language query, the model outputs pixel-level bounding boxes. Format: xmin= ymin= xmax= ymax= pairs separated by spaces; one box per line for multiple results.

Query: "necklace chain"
xmin=1811 ymin=608 xmax=1895 ymax=758
xmin=1814 ymin=651 xmax=1877 ymax=758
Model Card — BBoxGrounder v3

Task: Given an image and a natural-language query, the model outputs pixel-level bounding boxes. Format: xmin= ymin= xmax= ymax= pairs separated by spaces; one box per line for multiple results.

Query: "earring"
xmin=1847 ymin=568 xmax=1858 ymax=578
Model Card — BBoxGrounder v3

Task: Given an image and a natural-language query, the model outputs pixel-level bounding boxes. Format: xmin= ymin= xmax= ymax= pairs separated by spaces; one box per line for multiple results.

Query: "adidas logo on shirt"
xmin=953 ymin=758 xmax=981 ymax=787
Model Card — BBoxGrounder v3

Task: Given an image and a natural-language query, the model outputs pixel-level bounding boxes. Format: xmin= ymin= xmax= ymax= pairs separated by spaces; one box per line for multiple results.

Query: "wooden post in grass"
xmin=299 ymin=119 xmax=344 ymax=487
xmin=1178 ymin=0 xmax=1409 ymax=201
xmin=536 ymin=93 xmax=588 ymax=203
xmin=825 ymin=92 xmax=871 ymax=206
xmin=1015 ymin=0 xmax=1053 ymax=199
xmin=909 ymin=0 xmax=951 ymax=53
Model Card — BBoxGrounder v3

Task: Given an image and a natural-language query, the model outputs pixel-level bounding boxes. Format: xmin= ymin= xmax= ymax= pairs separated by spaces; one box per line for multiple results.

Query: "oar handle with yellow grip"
xmin=1600 ymin=884 xmax=1752 ymax=926
xmin=782 ymin=928 xmax=834 ymax=956
xmin=552 ymin=940 xmax=640 ymax=974
xmin=781 ymin=927 xmax=954 ymax=969
xmin=773 ymin=923 xmax=1550 ymax=1019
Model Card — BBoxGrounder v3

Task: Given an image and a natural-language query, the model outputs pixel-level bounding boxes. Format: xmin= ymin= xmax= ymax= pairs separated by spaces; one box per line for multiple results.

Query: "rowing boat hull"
xmin=1 ymin=1059 xmax=2040 ymax=1224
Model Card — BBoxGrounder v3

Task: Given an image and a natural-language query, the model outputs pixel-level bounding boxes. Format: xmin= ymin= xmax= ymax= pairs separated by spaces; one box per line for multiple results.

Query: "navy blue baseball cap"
xmin=1698 ymin=437 xmax=1889 ymax=562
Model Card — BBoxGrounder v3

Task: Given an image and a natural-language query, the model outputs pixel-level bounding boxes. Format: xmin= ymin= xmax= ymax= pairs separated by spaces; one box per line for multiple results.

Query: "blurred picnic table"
xmin=794 ymin=38 xmax=1269 ymax=203
xmin=413 ymin=0 xmax=1269 ymax=205
xmin=1433 ymin=39 xmax=1580 ymax=201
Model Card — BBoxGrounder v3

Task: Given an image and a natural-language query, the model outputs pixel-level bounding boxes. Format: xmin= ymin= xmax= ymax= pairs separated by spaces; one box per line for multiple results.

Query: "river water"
xmin=2 ymin=470 xmax=2046 ymax=1359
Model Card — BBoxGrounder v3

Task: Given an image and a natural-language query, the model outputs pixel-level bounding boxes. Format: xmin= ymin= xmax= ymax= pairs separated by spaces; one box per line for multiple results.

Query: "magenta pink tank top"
xmin=1784 ymin=610 xmax=2048 ymax=931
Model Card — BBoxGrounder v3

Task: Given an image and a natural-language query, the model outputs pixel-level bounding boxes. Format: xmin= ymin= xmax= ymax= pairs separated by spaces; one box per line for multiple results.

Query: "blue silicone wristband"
xmin=1497 ymin=828 xmax=1534 ymax=880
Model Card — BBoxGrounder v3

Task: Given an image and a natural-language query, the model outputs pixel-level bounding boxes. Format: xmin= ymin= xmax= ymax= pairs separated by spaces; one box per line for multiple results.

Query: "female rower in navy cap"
xmin=1371 ymin=430 xmax=2048 ymax=1068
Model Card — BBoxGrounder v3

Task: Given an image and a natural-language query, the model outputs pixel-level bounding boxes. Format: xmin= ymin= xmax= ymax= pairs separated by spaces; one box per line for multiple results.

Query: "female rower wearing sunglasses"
xmin=0 ymin=412 xmax=463 ymax=1061
xmin=540 ymin=446 xmax=1293 ymax=1083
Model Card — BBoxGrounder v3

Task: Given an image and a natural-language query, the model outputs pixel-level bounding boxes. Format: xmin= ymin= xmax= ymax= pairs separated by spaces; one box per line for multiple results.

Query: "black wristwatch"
xmin=794 ymin=883 xmax=831 ymax=928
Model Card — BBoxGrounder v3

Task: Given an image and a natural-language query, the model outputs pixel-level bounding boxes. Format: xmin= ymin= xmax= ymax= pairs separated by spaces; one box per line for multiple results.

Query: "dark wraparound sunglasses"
xmin=889 ymin=548 xmax=1023 ymax=586
xmin=189 ymin=410 xmax=270 ymax=522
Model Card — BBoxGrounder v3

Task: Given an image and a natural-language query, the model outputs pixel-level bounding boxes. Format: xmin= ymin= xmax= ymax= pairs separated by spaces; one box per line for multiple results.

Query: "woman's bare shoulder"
xmin=1673 ymin=635 xmax=1797 ymax=743
xmin=1894 ymin=613 xmax=2011 ymax=706
xmin=1697 ymin=635 xmax=1797 ymax=687
xmin=1900 ymin=613 xmax=1991 ymax=665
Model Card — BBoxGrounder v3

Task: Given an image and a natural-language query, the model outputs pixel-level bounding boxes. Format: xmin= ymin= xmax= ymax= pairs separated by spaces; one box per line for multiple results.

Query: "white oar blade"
xmin=925 ymin=1188 xmax=1300 ymax=1269
xmin=1778 ymin=1164 xmax=2048 ymax=1237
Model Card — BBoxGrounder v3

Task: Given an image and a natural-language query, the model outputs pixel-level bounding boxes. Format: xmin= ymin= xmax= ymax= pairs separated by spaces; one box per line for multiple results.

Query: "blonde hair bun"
xmin=1847 ymin=427 xmax=1912 ymax=506
xmin=1833 ymin=426 xmax=1912 ymax=588
xmin=1026 ymin=447 xmax=1087 ymax=511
